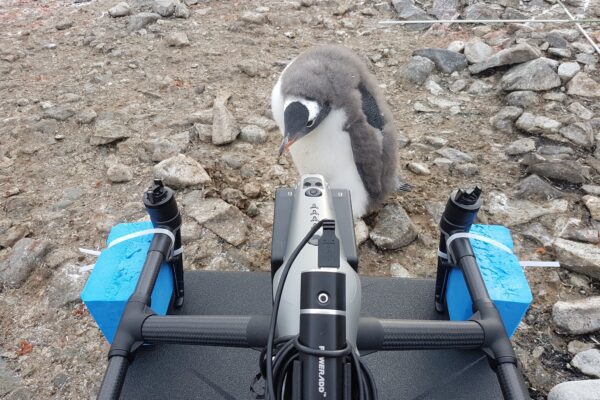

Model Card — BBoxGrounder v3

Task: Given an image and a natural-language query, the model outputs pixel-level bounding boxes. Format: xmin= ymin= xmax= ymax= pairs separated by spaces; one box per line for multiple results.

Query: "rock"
xmin=553 ymin=239 xmax=600 ymax=279
xmin=452 ymin=162 xmax=478 ymax=176
xmin=559 ymin=122 xmax=595 ymax=148
xmin=543 ymin=92 xmax=567 ymax=103
xmin=446 ymin=40 xmax=465 ymax=53
xmin=469 ymin=44 xmax=541 ymax=74
xmin=369 ymin=203 xmax=417 ymax=250
xmin=106 ymin=163 xmax=133 ymax=183
xmin=390 ymin=263 xmax=412 ymax=278
xmin=238 ymin=60 xmax=267 ymax=78
xmin=526 ymin=161 xmax=586 ymax=184
xmin=583 ymin=185 xmax=600 ymax=196
xmin=467 ymin=80 xmax=494 ymax=95
xmin=424 ymin=136 xmax=447 ymax=149
xmin=221 ymin=188 xmax=246 ymax=208
xmin=538 ymin=145 xmax=574 ymax=156
xmin=464 ymin=40 xmax=493 ymax=64
xmin=567 ymin=73 xmax=600 ymax=98
xmin=166 ymin=32 xmax=190 ymax=47
xmin=239 ymin=125 xmax=268 ymax=144
xmin=43 ymin=105 xmax=74 ymax=121
xmin=0 ymin=225 xmax=30 ymax=249
xmin=0 ymin=358 xmax=22 ymax=397
xmin=569 ymin=341 xmax=596 ymax=355
xmin=187 ymin=197 xmax=249 ymax=246
xmin=412 ymin=49 xmax=468 ymax=74
xmin=128 ymin=12 xmax=161 ymax=31
xmin=514 ymin=175 xmax=564 ymax=200
xmin=505 ymin=91 xmax=539 ymax=108
xmin=548 ymin=47 xmax=572 ymax=58
xmin=568 ymin=102 xmax=593 ymax=120
xmin=47 ymin=264 xmax=87 ymax=308
xmin=505 ymin=138 xmax=536 ymax=156
xmin=242 ymin=182 xmax=260 ymax=198
xmin=430 ymin=0 xmax=458 ymax=19
xmin=74 ymin=109 xmax=97 ymax=124
xmin=192 ymin=124 xmax=212 ymax=143
xmin=583 ymin=196 xmax=600 ymax=221
xmin=486 ymin=191 xmax=568 ymax=226
xmin=576 ymin=53 xmax=598 ymax=65
xmin=55 ymin=20 xmax=73 ymax=30
xmin=240 ymin=11 xmax=268 ymax=24
xmin=0 ymin=238 xmax=50 ymax=288
xmin=153 ymin=0 xmax=176 ymax=17
xmin=432 ymin=157 xmax=453 ymax=171
xmin=435 ymin=147 xmax=473 ymax=163
xmin=212 ymin=95 xmax=239 ymax=145
xmin=559 ymin=219 xmax=599 ymax=244
xmin=545 ymin=32 xmax=568 ymax=48
xmin=515 ymin=112 xmax=561 ymax=135
xmin=32 ymin=119 xmax=58 ymax=135
xmin=91 ymin=113 xmax=131 ymax=145
xmin=108 ymin=2 xmax=131 ymax=17
xmin=520 ymin=222 xmax=554 ymax=248
xmin=153 ymin=154 xmax=211 ymax=188
xmin=449 ymin=79 xmax=468 ymax=93
xmin=425 ymin=79 xmax=444 ymax=96
xmin=143 ymin=132 xmax=190 ymax=161
xmin=174 ymin=2 xmax=190 ymax=18
xmin=490 ymin=106 xmax=523 ymax=133
xmin=548 ymin=379 xmax=600 ymax=400
xmin=501 ymin=59 xmax=561 ymax=92
xmin=354 ymin=219 xmax=369 ymax=246
xmin=572 ymin=349 xmax=600 ymax=378
xmin=391 ymin=0 xmax=434 ymax=30
xmin=464 ymin=2 xmax=501 ymax=19
xmin=395 ymin=56 xmax=435 ymax=86
xmin=407 ymin=162 xmax=430 ymax=175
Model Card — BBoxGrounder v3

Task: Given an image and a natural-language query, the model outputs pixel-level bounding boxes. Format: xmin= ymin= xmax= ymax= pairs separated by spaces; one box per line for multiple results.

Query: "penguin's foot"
xmin=396 ymin=177 xmax=413 ymax=193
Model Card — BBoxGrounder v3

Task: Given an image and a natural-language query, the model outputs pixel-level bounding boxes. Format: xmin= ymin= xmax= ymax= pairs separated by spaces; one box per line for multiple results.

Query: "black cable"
xmin=265 ymin=220 xmax=326 ymax=400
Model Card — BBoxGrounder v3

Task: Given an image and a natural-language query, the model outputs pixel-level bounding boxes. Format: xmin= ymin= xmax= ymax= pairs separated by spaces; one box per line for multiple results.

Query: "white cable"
xmin=379 ymin=18 xmax=600 ymax=25
xmin=557 ymin=0 xmax=600 ymax=55
xmin=519 ymin=261 xmax=561 ymax=268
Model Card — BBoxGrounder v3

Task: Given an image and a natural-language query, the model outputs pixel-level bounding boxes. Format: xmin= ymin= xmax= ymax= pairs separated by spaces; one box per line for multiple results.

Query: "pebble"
xmin=47 ymin=264 xmax=87 ymax=308
xmin=435 ymin=147 xmax=473 ymax=163
xmin=221 ymin=188 xmax=246 ymax=208
xmin=557 ymin=61 xmax=581 ymax=82
xmin=91 ymin=113 xmax=131 ymax=145
xmin=186 ymin=197 xmax=249 ymax=246
xmin=572 ymin=349 xmax=600 ymax=378
xmin=390 ymin=263 xmax=412 ymax=278
xmin=501 ymin=59 xmax=561 ymax=92
xmin=425 ymin=80 xmax=444 ymax=96
xmin=452 ymin=162 xmax=479 ymax=176
xmin=486 ymin=191 xmax=568 ymax=226
xmin=567 ymin=73 xmax=600 ymax=98
xmin=128 ymin=12 xmax=161 ymax=31
xmin=153 ymin=154 xmax=211 ymax=188
xmin=467 ymin=80 xmax=494 ymax=95
xmin=407 ymin=162 xmax=430 ymax=175
xmin=576 ymin=53 xmax=597 ymax=66
xmin=32 ymin=119 xmax=58 ymax=134
xmin=55 ymin=20 xmax=73 ymax=30
xmin=464 ymin=2 xmax=501 ymax=19
xmin=153 ymin=0 xmax=176 ymax=17
xmin=548 ymin=47 xmax=571 ymax=58
xmin=74 ymin=109 xmax=97 ymax=124
xmin=559 ymin=122 xmax=595 ymax=149
xmin=469 ymin=43 xmax=541 ymax=74
xmin=514 ymin=174 xmax=564 ymax=200
xmin=446 ymin=40 xmax=465 ymax=53
xmin=568 ymin=341 xmax=596 ymax=355
xmin=583 ymin=195 xmax=600 ymax=221
xmin=553 ymin=239 xmax=600 ymax=279
xmin=527 ymin=160 xmax=585 ymax=184
xmin=354 ymin=219 xmax=369 ymax=246
xmin=240 ymin=11 xmax=268 ymax=24
xmin=391 ymin=0 xmax=434 ymax=31
xmin=568 ymin=102 xmax=593 ymax=120
xmin=395 ymin=56 xmax=435 ymax=86
xmin=108 ymin=2 xmax=131 ymax=17
xmin=44 ymin=105 xmax=74 ymax=121
xmin=449 ymin=79 xmax=468 ymax=93
xmin=369 ymin=203 xmax=417 ymax=250
xmin=174 ymin=2 xmax=190 ymax=18
xmin=424 ymin=136 xmax=447 ymax=149
xmin=545 ymin=32 xmax=568 ymax=48
xmin=0 ymin=238 xmax=50 ymax=288
xmin=464 ymin=40 xmax=493 ymax=64
xmin=242 ymin=182 xmax=260 ymax=198
xmin=515 ymin=112 xmax=561 ymax=135
xmin=412 ymin=48 xmax=468 ymax=74
xmin=106 ymin=163 xmax=133 ymax=183
xmin=505 ymin=138 xmax=536 ymax=156
xmin=212 ymin=94 xmax=239 ymax=145
xmin=582 ymin=185 xmax=600 ymax=196
xmin=432 ymin=157 xmax=452 ymax=171
xmin=505 ymin=91 xmax=539 ymax=108
xmin=166 ymin=32 xmax=190 ymax=47
xmin=43 ymin=43 xmax=57 ymax=50
xmin=548 ymin=379 xmax=600 ymax=400
xmin=490 ymin=106 xmax=523 ymax=133
xmin=239 ymin=125 xmax=268 ymax=144
xmin=543 ymin=92 xmax=567 ymax=103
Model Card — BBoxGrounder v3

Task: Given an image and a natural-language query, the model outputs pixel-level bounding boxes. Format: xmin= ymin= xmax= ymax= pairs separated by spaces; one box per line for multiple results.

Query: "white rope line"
xmin=519 ymin=261 xmax=561 ymax=268
xmin=557 ymin=0 xmax=600 ymax=55
xmin=78 ymin=228 xmax=182 ymax=272
xmin=379 ymin=18 xmax=600 ymax=25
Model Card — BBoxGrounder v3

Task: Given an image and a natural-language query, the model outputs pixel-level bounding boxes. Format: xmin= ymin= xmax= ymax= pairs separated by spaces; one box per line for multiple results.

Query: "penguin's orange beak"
xmin=278 ymin=135 xmax=298 ymax=156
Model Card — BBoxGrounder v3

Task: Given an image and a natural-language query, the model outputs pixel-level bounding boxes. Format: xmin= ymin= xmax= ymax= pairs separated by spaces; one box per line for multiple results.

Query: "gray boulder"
xmin=469 ymin=43 xmax=541 ymax=74
xmin=153 ymin=154 xmax=211 ymax=188
xmin=572 ymin=349 xmax=600 ymax=378
xmin=464 ymin=40 xmax=493 ymax=64
xmin=553 ymin=239 xmax=600 ymax=279
xmin=514 ymin=175 xmax=564 ymax=200
xmin=370 ymin=204 xmax=417 ymax=250
xmin=526 ymin=161 xmax=586 ymax=184
xmin=553 ymin=297 xmax=600 ymax=334
xmin=395 ymin=56 xmax=435 ymax=85
xmin=501 ymin=59 xmax=561 ymax=92
xmin=548 ymin=380 xmax=600 ymax=400
xmin=567 ymin=73 xmax=600 ymax=98
xmin=412 ymin=48 xmax=468 ymax=74
xmin=559 ymin=122 xmax=595 ymax=149
xmin=515 ymin=112 xmax=561 ymax=135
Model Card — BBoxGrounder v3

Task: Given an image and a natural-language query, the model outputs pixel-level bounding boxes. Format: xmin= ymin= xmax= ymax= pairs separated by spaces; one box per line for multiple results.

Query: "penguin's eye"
xmin=306 ymin=119 xmax=315 ymax=128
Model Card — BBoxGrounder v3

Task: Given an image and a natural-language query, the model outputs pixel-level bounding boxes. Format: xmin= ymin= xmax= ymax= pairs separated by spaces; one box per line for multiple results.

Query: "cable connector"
xmin=318 ymin=219 xmax=340 ymax=269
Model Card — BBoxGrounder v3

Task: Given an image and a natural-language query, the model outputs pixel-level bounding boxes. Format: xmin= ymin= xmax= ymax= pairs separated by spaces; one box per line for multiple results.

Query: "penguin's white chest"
xmin=288 ymin=109 xmax=370 ymax=218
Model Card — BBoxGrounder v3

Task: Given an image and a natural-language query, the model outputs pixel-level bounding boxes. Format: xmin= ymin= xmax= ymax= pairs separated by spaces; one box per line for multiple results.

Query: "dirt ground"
xmin=0 ymin=0 xmax=599 ymax=398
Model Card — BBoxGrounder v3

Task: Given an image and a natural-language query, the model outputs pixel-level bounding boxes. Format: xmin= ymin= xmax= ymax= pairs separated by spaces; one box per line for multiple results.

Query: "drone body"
xmin=272 ymin=45 xmax=398 ymax=218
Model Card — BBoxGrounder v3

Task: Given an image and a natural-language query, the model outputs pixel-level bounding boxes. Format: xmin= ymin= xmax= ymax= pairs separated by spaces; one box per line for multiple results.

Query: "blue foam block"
xmin=81 ymin=222 xmax=174 ymax=343
xmin=445 ymin=225 xmax=532 ymax=337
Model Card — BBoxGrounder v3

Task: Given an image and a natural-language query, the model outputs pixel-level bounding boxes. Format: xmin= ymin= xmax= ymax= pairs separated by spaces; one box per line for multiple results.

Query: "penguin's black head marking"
xmin=279 ymin=100 xmax=331 ymax=156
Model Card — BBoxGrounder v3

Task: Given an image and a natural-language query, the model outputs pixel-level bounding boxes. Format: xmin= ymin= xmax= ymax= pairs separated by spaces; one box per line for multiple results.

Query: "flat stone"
xmin=572 ymin=349 xmax=600 ymax=378
xmin=91 ymin=113 xmax=131 ymax=145
xmin=407 ymin=162 xmax=430 ymax=175
xmin=55 ymin=20 xmax=73 ymax=30
xmin=558 ymin=219 xmax=599 ymax=244
xmin=128 ymin=12 xmax=161 ymax=31
xmin=490 ymin=106 xmax=523 ymax=133
xmin=559 ymin=122 xmax=595 ymax=148
xmin=583 ymin=195 xmax=600 ymax=221
xmin=212 ymin=94 xmax=239 ymax=145
xmin=395 ymin=56 xmax=435 ymax=85
xmin=505 ymin=91 xmax=539 ymax=108
xmin=569 ymin=341 xmax=596 ymax=355
xmin=553 ymin=238 xmax=600 ymax=279
xmin=538 ymin=145 xmax=574 ymax=156
xmin=187 ymin=197 xmax=249 ymax=246
xmin=108 ymin=2 xmax=131 ymax=17
xmin=526 ymin=161 xmax=586 ymax=184
xmin=576 ymin=53 xmax=598 ymax=66
xmin=424 ymin=136 xmax=447 ymax=149
xmin=548 ymin=379 xmax=600 ymax=400
xmin=515 ymin=112 xmax=561 ymax=135
xmin=239 ymin=125 xmax=268 ymax=144
xmin=391 ymin=0 xmax=435 ymax=30
xmin=505 ymin=138 xmax=536 ymax=156
xmin=166 ymin=32 xmax=190 ymax=47
xmin=153 ymin=154 xmax=211 ymax=188
xmin=0 ymin=238 xmax=50 ymax=288
xmin=545 ymin=32 xmax=568 ymax=48
xmin=520 ymin=222 xmax=554 ymax=248
xmin=153 ymin=0 xmax=176 ymax=17
xmin=464 ymin=2 xmax=501 ymax=19
xmin=43 ymin=105 xmax=74 ymax=121
xmin=501 ymin=58 xmax=561 ymax=92
xmin=425 ymin=79 xmax=444 ymax=96
xmin=240 ymin=11 xmax=268 ymax=24
xmin=467 ymin=80 xmax=494 ymax=95
xmin=514 ymin=175 xmax=564 ymax=200
xmin=412 ymin=48 xmax=468 ymax=74
xmin=567 ymin=73 xmax=600 ymax=98
xmin=568 ymin=102 xmax=593 ymax=120
xmin=74 ymin=109 xmax=97 ymax=124
xmin=370 ymin=203 xmax=417 ymax=250
xmin=435 ymin=147 xmax=473 ymax=163
xmin=558 ymin=61 xmax=581 ymax=82
xmin=449 ymin=79 xmax=468 ymax=93
xmin=469 ymin=43 xmax=541 ymax=74
xmin=432 ymin=157 xmax=452 ymax=171
xmin=548 ymin=47 xmax=572 ymax=58
xmin=464 ymin=40 xmax=493 ymax=64
xmin=106 ymin=163 xmax=133 ymax=183
xmin=486 ymin=191 xmax=568 ymax=226
xmin=583 ymin=185 xmax=600 ymax=196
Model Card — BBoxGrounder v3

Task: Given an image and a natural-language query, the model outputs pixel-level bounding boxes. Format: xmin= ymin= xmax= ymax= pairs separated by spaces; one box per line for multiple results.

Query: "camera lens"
xmin=305 ymin=188 xmax=321 ymax=197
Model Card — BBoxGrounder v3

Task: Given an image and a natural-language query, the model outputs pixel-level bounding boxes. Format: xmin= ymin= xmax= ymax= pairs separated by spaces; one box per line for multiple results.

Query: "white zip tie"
xmin=79 ymin=248 xmax=101 ymax=257
xmin=557 ymin=0 xmax=600 ymax=55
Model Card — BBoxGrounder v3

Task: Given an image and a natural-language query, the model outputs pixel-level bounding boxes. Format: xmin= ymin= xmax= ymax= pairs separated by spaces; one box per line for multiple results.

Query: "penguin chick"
xmin=272 ymin=45 xmax=398 ymax=218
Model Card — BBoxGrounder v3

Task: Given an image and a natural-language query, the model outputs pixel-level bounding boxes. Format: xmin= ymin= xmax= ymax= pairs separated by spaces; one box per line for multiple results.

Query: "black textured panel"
xmin=121 ymin=271 xmax=504 ymax=400
xmin=359 ymin=83 xmax=384 ymax=132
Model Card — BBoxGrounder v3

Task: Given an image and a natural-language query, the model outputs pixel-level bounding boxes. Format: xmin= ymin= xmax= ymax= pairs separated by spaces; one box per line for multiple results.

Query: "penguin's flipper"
xmin=346 ymin=119 xmax=384 ymax=198
xmin=358 ymin=83 xmax=384 ymax=132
